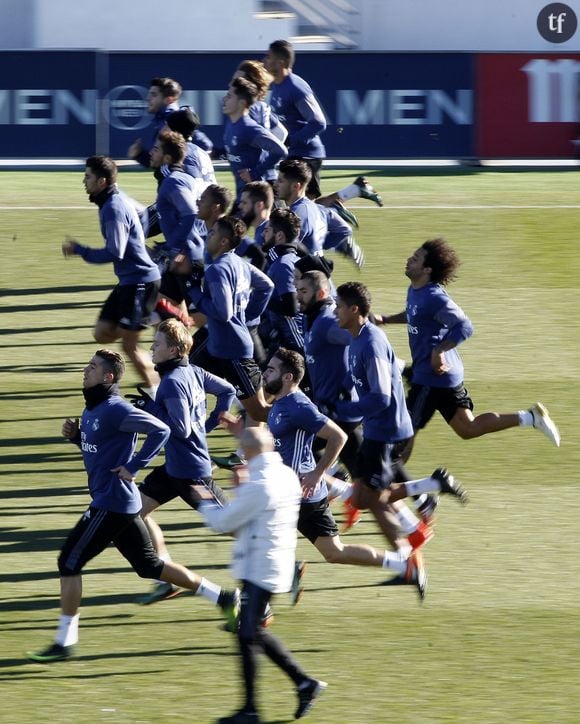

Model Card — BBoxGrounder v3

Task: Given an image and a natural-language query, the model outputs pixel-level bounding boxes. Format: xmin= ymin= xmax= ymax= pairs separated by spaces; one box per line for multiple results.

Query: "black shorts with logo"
xmin=406 ymin=382 xmax=474 ymax=430
xmin=99 ymin=280 xmax=160 ymax=330
xmin=189 ymin=344 xmax=262 ymax=401
xmin=352 ymin=438 xmax=400 ymax=491
xmin=297 ymin=497 xmax=338 ymax=543
xmin=140 ymin=464 xmax=227 ymax=509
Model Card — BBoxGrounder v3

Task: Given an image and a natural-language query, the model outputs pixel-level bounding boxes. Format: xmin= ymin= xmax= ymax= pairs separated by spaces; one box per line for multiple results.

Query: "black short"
xmin=297 ymin=497 xmax=338 ymax=543
xmin=292 ymin=156 xmax=323 ymax=199
xmin=58 ymin=505 xmax=163 ymax=579
xmin=140 ymin=465 xmax=227 ymax=509
xmin=406 ymin=383 xmax=474 ymax=430
xmin=99 ymin=280 xmax=160 ymax=330
xmin=352 ymin=438 xmax=400 ymax=491
xmin=190 ymin=346 xmax=262 ymax=401
xmin=159 ymin=269 xmax=188 ymax=305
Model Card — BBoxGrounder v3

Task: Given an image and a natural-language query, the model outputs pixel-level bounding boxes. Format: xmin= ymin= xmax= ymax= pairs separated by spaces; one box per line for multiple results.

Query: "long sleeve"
xmin=118 ymin=409 xmax=170 ymax=476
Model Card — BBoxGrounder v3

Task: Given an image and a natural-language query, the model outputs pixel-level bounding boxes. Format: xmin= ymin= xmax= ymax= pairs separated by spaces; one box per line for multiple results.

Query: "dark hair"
xmin=230 ymin=77 xmax=259 ymax=108
xmin=203 ymin=184 xmax=233 ymax=212
xmin=215 ymin=215 xmax=247 ymax=249
xmin=85 ymin=155 xmax=117 ymax=185
xmin=294 ymin=254 xmax=334 ymax=279
xmin=269 ymin=208 xmax=301 ymax=243
xmin=336 ymin=281 xmax=372 ymax=318
xmin=156 ymin=129 xmax=186 ymax=163
xmin=421 ymin=238 xmax=460 ymax=286
xmin=236 ymin=60 xmax=273 ymax=100
xmin=242 ymin=181 xmax=274 ymax=208
xmin=272 ymin=347 xmax=304 ymax=383
xmin=95 ymin=348 xmax=125 ymax=381
xmin=269 ymin=39 xmax=295 ymax=69
xmin=300 ymin=270 xmax=331 ymax=296
xmin=167 ymin=107 xmax=200 ymax=139
xmin=150 ymin=77 xmax=182 ymax=99
xmin=278 ymin=158 xmax=312 ymax=186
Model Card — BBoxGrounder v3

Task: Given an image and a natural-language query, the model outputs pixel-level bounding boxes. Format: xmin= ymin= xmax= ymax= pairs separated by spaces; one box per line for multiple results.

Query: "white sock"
xmin=381 ymin=550 xmax=408 ymax=575
xmin=396 ymin=503 xmax=420 ymax=535
xmin=518 ymin=410 xmax=534 ymax=427
xmin=326 ymin=477 xmax=352 ymax=501
xmin=56 ymin=614 xmax=79 ymax=647
xmin=337 ymin=183 xmax=360 ymax=201
xmin=196 ymin=577 xmax=222 ymax=605
xmin=404 ymin=475 xmax=441 ymax=496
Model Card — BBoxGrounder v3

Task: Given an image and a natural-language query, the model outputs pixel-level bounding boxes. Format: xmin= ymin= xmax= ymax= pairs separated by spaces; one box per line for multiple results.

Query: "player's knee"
xmin=132 ymin=557 xmax=165 ymax=580
xmin=58 ymin=552 xmax=81 ymax=576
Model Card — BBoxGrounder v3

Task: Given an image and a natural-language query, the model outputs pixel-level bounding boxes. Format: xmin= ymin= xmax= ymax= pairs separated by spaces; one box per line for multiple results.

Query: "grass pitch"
xmin=1 ymin=167 xmax=579 ymax=723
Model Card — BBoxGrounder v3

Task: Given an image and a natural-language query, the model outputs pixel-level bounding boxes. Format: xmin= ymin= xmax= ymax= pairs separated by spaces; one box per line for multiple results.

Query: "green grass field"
xmin=1 ymin=167 xmax=579 ymax=723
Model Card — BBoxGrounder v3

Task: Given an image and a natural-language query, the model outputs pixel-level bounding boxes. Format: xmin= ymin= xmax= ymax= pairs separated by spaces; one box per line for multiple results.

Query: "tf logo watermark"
xmin=537 ymin=3 xmax=578 ymax=43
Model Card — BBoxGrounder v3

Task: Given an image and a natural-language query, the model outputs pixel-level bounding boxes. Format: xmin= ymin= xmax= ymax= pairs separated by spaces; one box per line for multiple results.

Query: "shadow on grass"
xmin=0 ymin=284 xmax=111 ymax=298
xmin=3 ymin=300 xmax=102 ymax=313
xmin=0 ymin=324 xmax=95 ymax=336
xmin=0 ymin=388 xmax=80 ymax=400
xmin=0 ymin=485 xmax=84 ymax=499
xmin=0 ymin=362 xmax=85 ymax=374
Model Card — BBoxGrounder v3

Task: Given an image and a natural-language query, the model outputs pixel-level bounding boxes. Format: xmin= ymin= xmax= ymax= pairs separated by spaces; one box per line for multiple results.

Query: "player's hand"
xmin=62 ymin=236 xmax=79 ymax=257
xmin=111 ymin=465 xmax=135 ymax=483
xmin=219 ymin=411 xmax=244 ymax=438
xmin=127 ymin=139 xmax=142 ymax=159
xmin=231 ymin=465 xmax=249 ymax=486
xmin=300 ymin=471 xmax=322 ymax=498
xmin=238 ymin=168 xmax=252 ymax=184
xmin=190 ymin=484 xmax=215 ymax=501
xmin=125 ymin=384 xmax=154 ymax=410
xmin=431 ymin=349 xmax=450 ymax=375
xmin=62 ymin=417 xmax=79 ymax=439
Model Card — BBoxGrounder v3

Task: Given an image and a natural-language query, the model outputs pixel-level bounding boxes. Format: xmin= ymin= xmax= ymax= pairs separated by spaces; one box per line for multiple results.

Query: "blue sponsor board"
xmin=0 ymin=51 xmax=100 ymax=157
xmin=0 ymin=51 xmax=474 ymax=159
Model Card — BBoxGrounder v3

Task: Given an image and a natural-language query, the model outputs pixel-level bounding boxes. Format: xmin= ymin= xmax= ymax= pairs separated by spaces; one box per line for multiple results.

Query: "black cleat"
xmin=27 ymin=642 xmax=74 ymax=663
xmin=295 ymin=679 xmax=328 ymax=719
xmin=291 ymin=560 xmax=307 ymax=606
xmin=416 ymin=493 xmax=439 ymax=525
xmin=432 ymin=468 xmax=468 ymax=505
xmin=354 ymin=176 xmax=383 ymax=207
xmin=331 ymin=200 xmax=359 ymax=228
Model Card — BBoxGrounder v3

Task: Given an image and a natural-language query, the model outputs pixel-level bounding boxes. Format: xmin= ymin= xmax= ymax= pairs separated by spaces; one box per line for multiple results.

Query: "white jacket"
xmin=200 ymin=451 xmax=301 ymax=593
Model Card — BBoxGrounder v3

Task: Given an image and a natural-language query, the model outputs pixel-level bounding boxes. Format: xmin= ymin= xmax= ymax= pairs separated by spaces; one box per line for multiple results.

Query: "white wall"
xmin=6 ymin=0 xmax=294 ymax=51
xmin=356 ymin=0 xmax=580 ymax=51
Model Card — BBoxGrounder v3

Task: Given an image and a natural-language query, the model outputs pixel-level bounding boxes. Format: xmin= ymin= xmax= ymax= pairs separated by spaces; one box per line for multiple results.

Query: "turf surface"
xmin=1 ymin=167 xmax=579 ymax=723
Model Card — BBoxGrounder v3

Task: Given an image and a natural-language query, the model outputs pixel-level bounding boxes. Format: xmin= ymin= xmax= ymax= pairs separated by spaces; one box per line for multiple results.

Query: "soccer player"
xmin=375 ymin=239 xmax=561 ymax=458
xmin=62 ymin=156 xmax=160 ymax=390
xmin=129 ymin=319 xmax=237 ymax=604
xmin=264 ymin=39 xmax=384 ymax=214
xmin=261 ymin=208 xmax=304 ymax=355
xmin=166 ymin=107 xmax=217 ymax=183
xmin=264 ymin=39 xmax=326 ymax=199
xmin=275 ymin=159 xmax=365 ymax=267
xmin=223 ymin=77 xmax=288 ymax=204
xmin=238 ymin=180 xmax=274 ymax=250
xmin=193 ymin=427 xmax=327 ymax=724
xmin=233 ymin=59 xmax=288 ymax=144
xmin=297 ymin=271 xmax=433 ymax=542
xmin=333 ymin=282 xmax=469 ymax=591
xmin=228 ymin=348 xmax=445 ymax=601
xmin=187 ymin=216 xmax=274 ymax=422
xmin=26 ymin=349 xmax=239 ymax=663
xmin=127 ymin=77 xmax=182 ymax=168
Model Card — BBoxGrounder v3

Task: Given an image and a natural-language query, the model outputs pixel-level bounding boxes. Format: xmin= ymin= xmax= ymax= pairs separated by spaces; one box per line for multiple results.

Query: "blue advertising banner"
xmin=0 ymin=51 xmax=474 ymax=159
xmin=0 ymin=51 xmax=100 ymax=157
xmin=106 ymin=51 xmax=475 ymax=159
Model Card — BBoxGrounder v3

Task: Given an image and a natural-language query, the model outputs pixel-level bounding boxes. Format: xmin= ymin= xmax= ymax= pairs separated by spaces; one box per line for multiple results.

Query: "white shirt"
xmin=199 ymin=451 xmax=301 ymax=593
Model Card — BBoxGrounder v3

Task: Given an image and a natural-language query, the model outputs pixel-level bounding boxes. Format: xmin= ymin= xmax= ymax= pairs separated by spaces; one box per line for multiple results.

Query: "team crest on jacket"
xmin=231 ymin=135 xmax=237 ymax=147
xmin=92 ymin=418 xmax=100 ymax=431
